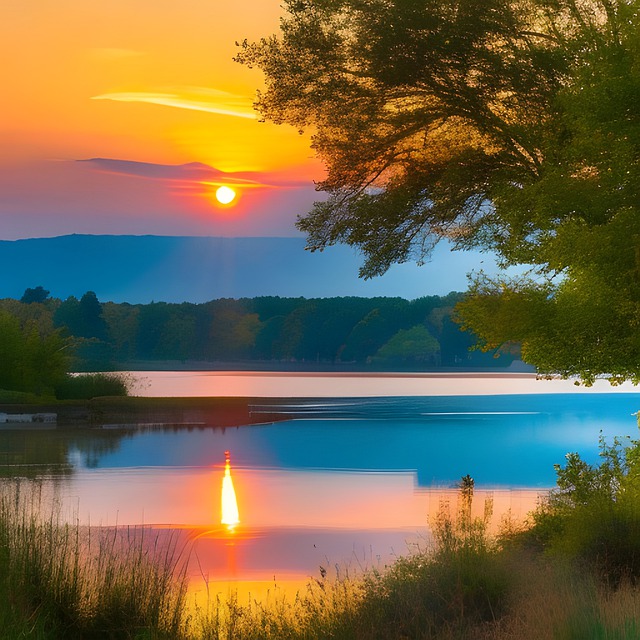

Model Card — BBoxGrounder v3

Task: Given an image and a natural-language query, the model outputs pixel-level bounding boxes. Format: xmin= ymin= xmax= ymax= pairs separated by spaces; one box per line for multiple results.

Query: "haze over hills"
xmin=0 ymin=235 xmax=505 ymax=303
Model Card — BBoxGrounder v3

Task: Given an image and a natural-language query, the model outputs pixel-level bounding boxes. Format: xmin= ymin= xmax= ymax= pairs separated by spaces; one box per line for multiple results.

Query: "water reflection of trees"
xmin=0 ymin=429 xmax=73 ymax=478
xmin=70 ymin=424 xmax=235 ymax=468
xmin=2 ymin=394 xmax=278 ymax=479
xmin=0 ymin=424 xmax=237 ymax=479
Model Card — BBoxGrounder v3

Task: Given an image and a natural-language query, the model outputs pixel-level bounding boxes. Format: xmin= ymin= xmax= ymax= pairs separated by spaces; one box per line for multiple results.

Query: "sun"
xmin=215 ymin=185 xmax=237 ymax=205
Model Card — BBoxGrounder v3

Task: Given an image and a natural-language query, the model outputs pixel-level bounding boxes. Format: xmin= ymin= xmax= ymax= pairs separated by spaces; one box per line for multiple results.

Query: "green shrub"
xmin=348 ymin=480 xmax=512 ymax=639
xmin=54 ymin=373 xmax=131 ymax=400
xmin=526 ymin=431 xmax=640 ymax=585
xmin=352 ymin=547 xmax=511 ymax=639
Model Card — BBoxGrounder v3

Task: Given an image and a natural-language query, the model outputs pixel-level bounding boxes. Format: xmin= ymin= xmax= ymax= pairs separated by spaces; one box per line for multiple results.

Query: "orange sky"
xmin=0 ymin=0 xmax=322 ymax=238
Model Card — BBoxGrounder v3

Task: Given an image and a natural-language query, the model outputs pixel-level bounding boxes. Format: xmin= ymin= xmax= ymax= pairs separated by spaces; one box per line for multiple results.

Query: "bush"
xmin=526 ymin=431 xmax=640 ymax=585
xmin=54 ymin=373 xmax=131 ymax=400
xmin=352 ymin=480 xmax=510 ymax=638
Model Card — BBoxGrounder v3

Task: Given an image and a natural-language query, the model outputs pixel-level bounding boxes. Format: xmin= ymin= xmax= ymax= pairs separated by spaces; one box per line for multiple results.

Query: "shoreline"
xmin=0 ymin=396 xmax=295 ymax=429
xmin=2 ymin=369 xmax=639 ymax=427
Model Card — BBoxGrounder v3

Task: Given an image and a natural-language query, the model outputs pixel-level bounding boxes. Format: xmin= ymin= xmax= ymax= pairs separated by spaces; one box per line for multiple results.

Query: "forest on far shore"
xmin=3 ymin=287 xmax=520 ymax=372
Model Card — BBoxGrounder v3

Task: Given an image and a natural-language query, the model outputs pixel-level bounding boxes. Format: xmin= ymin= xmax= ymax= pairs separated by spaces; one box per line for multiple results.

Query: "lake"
xmin=126 ymin=369 xmax=640 ymax=398
xmin=2 ymin=372 xmax=639 ymax=603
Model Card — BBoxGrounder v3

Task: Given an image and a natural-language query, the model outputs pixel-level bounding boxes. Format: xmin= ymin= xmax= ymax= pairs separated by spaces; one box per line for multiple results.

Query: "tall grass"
xmin=193 ymin=482 xmax=513 ymax=640
xmin=193 ymin=577 xmax=364 ymax=640
xmin=0 ymin=482 xmax=188 ymax=639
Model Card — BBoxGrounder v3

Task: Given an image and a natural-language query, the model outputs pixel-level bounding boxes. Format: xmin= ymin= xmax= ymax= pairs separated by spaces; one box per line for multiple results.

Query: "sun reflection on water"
xmin=221 ymin=450 xmax=240 ymax=531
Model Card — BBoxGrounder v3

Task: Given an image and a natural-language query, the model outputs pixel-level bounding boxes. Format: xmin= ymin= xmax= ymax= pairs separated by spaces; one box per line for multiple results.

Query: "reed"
xmin=0 ymin=483 xmax=189 ymax=639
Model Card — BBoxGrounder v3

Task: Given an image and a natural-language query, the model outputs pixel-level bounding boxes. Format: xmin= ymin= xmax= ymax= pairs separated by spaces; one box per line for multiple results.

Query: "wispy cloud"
xmin=92 ymin=86 xmax=257 ymax=120
xmin=76 ymin=158 xmax=313 ymax=190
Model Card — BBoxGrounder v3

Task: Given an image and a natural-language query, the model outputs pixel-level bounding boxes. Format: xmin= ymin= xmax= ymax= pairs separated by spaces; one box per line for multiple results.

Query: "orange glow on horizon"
xmin=221 ymin=451 xmax=240 ymax=529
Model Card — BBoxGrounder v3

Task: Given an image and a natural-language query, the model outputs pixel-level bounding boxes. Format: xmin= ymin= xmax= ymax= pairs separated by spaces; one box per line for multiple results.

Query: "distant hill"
xmin=0 ymin=234 xmax=502 ymax=303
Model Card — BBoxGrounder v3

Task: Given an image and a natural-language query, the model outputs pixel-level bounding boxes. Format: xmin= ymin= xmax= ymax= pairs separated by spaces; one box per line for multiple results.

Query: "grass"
xmin=187 ymin=465 xmax=640 ymax=639
xmin=0 ymin=388 xmax=55 ymax=404
xmin=5 ymin=449 xmax=640 ymax=639
xmin=0 ymin=483 xmax=188 ymax=639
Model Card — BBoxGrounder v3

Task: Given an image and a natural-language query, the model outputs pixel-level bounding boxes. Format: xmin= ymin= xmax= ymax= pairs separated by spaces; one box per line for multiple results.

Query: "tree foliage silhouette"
xmin=238 ymin=0 xmax=640 ymax=382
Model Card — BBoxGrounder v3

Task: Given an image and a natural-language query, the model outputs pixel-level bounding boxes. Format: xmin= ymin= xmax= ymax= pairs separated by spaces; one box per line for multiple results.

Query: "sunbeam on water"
xmin=221 ymin=450 xmax=240 ymax=529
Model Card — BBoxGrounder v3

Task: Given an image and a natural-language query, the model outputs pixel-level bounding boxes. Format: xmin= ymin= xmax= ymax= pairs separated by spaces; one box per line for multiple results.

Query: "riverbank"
xmin=0 ymin=396 xmax=293 ymax=428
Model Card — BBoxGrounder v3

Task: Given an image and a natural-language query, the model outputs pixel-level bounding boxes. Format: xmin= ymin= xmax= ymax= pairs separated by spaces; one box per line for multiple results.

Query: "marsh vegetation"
xmin=3 ymin=430 xmax=640 ymax=639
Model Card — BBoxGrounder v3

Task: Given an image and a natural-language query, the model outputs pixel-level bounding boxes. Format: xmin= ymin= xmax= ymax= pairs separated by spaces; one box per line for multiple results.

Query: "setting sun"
xmin=215 ymin=185 xmax=237 ymax=205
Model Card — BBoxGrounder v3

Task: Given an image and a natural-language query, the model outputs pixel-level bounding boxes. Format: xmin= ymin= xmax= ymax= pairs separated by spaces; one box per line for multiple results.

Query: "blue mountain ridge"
xmin=0 ymin=234 xmax=499 ymax=303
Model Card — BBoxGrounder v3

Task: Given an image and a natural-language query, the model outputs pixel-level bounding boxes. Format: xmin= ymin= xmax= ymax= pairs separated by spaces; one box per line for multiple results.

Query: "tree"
xmin=53 ymin=292 xmax=112 ymax=369
xmin=102 ymin=302 xmax=139 ymax=361
xmin=20 ymin=286 xmax=50 ymax=305
xmin=134 ymin=303 xmax=172 ymax=359
xmin=78 ymin=291 xmax=109 ymax=342
xmin=206 ymin=300 xmax=262 ymax=360
xmin=0 ymin=297 xmax=57 ymax=336
xmin=0 ymin=311 xmax=69 ymax=394
xmin=342 ymin=308 xmax=390 ymax=362
xmin=342 ymin=299 xmax=411 ymax=361
xmin=373 ymin=325 xmax=441 ymax=365
xmin=54 ymin=292 xmax=108 ymax=341
xmin=254 ymin=315 xmax=287 ymax=359
xmin=274 ymin=301 xmax=321 ymax=360
xmin=156 ymin=305 xmax=198 ymax=361
xmin=238 ymin=0 xmax=640 ymax=383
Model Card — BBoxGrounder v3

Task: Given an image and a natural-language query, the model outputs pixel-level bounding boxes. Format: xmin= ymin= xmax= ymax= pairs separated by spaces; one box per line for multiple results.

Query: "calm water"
xmin=127 ymin=370 xmax=640 ymax=398
xmin=2 ymin=373 xmax=640 ymax=600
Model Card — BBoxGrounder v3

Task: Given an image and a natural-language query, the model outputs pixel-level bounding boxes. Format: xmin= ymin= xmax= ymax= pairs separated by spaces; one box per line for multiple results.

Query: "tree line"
xmin=1 ymin=287 xmax=516 ymax=374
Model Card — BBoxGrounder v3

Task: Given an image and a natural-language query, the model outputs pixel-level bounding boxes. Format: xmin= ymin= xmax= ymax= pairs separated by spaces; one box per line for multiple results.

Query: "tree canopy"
xmin=237 ymin=0 xmax=640 ymax=383
xmin=20 ymin=286 xmax=50 ymax=305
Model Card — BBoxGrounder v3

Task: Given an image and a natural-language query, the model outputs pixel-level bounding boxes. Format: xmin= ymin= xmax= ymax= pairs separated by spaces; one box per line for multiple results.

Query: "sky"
xmin=1 ymin=0 xmax=323 ymax=238
xmin=1 ymin=0 xmax=513 ymax=293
